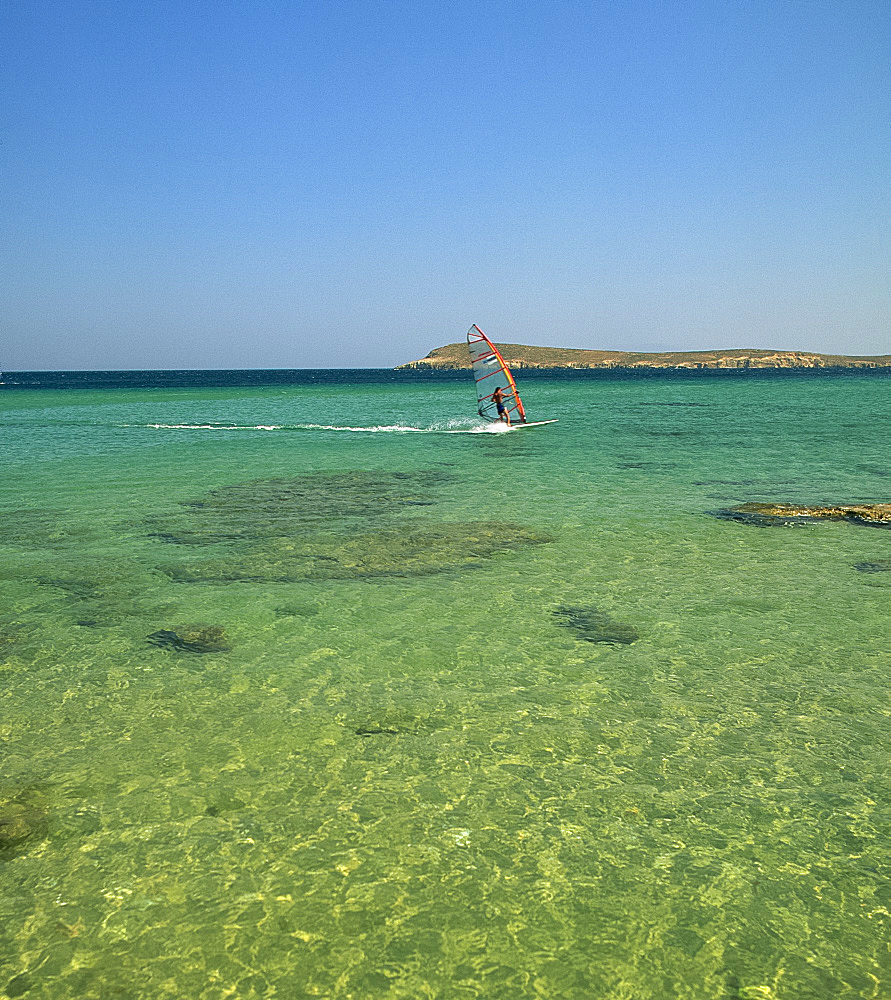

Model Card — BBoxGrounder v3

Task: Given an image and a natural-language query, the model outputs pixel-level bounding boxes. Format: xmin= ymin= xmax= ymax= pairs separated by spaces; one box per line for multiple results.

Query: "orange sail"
xmin=466 ymin=325 xmax=527 ymax=423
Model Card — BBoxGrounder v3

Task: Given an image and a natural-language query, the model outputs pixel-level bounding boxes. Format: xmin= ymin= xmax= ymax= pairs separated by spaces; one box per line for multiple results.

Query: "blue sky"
xmin=2 ymin=0 xmax=889 ymax=368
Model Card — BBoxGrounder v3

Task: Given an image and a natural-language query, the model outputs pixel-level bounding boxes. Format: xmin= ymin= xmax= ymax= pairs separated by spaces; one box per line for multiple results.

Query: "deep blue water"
xmin=4 ymin=367 xmax=889 ymax=391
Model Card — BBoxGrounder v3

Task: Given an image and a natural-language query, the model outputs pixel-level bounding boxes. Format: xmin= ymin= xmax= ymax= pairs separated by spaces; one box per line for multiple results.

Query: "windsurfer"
xmin=492 ymin=386 xmax=511 ymax=425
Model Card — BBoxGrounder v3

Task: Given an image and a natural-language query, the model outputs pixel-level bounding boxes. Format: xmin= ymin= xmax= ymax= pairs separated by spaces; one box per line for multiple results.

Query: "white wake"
xmin=137 ymin=418 xmax=514 ymax=434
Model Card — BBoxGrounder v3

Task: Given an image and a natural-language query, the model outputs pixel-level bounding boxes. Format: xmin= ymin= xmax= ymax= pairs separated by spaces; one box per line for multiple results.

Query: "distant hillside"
xmin=396 ymin=343 xmax=891 ymax=371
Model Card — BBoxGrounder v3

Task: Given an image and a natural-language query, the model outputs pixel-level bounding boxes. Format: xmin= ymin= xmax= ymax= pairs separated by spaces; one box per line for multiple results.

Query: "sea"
xmin=1 ymin=368 xmax=888 ymax=1000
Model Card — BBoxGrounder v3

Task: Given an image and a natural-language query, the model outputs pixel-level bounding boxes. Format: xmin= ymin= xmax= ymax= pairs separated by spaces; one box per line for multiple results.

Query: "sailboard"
xmin=466 ymin=325 xmax=557 ymax=428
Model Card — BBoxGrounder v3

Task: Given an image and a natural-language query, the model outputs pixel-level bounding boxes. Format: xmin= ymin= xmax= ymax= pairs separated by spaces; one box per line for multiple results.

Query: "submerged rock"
xmin=553 ymin=605 xmax=640 ymax=645
xmin=692 ymin=479 xmax=757 ymax=486
xmin=204 ymin=793 xmax=247 ymax=817
xmin=150 ymin=472 xmax=552 ymax=586
xmin=853 ymin=561 xmax=891 ymax=573
xmin=36 ymin=572 xmax=111 ymax=600
xmin=638 ymin=401 xmax=709 ymax=407
xmin=5 ymin=973 xmax=32 ymax=998
xmin=147 ymin=625 xmax=230 ymax=653
xmin=160 ymin=522 xmax=553 ymax=583
xmin=355 ymin=726 xmax=400 ymax=737
xmin=857 ymin=464 xmax=890 ymax=478
xmin=617 ymin=461 xmax=679 ymax=470
xmin=0 ymin=633 xmax=19 ymax=656
xmin=273 ymin=602 xmax=321 ymax=617
xmin=0 ymin=786 xmax=50 ymax=862
xmin=708 ymin=502 xmax=891 ymax=528
xmin=34 ymin=564 xmax=165 ymax=627
xmin=0 ymin=624 xmax=42 ymax=662
xmin=147 ymin=470 xmax=449 ymax=545
xmin=0 ymin=509 xmax=100 ymax=549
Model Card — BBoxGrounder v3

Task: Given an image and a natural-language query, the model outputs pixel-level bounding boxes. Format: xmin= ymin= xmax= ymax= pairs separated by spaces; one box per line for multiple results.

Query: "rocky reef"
xmin=147 ymin=470 xmax=446 ymax=545
xmin=397 ymin=343 xmax=891 ymax=371
xmin=34 ymin=562 xmax=169 ymax=628
xmin=0 ymin=785 xmax=50 ymax=861
xmin=853 ymin=560 xmax=891 ymax=573
xmin=0 ymin=625 xmax=42 ymax=664
xmin=147 ymin=625 xmax=231 ymax=653
xmin=708 ymin=502 xmax=891 ymax=528
xmin=0 ymin=508 xmax=105 ymax=550
xmin=553 ymin=604 xmax=640 ymax=645
xmin=151 ymin=470 xmax=552 ymax=583
xmin=161 ymin=522 xmax=553 ymax=583
xmin=0 ymin=631 xmax=21 ymax=658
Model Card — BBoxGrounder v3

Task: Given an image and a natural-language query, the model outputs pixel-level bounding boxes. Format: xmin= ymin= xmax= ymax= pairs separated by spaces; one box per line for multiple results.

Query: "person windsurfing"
xmin=491 ymin=386 xmax=511 ymax=425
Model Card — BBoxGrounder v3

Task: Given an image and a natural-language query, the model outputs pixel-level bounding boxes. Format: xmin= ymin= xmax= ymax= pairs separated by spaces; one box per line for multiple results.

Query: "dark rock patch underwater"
xmin=147 ymin=470 xmax=449 ymax=545
xmin=148 ymin=470 xmax=552 ymax=584
xmin=160 ymin=522 xmax=553 ymax=583
xmin=0 ymin=785 xmax=50 ymax=862
xmin=147 ymin=624 xmax=231 ymax=653
xmin=355 ymin=725 xmax=401 ymax=737
xmin=853 ymin=560 xmax=891 ymax=573
xmin=33 ymin=562 xmax=170 ymax=628
xmin=553 ymin=605 xmax=640 ymax=645
xmin=0 ymin=508 xmax=106 ymax=550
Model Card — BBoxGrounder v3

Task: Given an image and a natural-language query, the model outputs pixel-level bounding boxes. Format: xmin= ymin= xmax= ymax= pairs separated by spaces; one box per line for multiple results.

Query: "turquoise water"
xmin=1 ymin=372 xmax=889 ymax=999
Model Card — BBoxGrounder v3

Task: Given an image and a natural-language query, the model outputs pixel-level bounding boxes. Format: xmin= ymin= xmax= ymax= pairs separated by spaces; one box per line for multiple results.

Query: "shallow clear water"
xmin=1 ymin=371 xmax=889 ymax=999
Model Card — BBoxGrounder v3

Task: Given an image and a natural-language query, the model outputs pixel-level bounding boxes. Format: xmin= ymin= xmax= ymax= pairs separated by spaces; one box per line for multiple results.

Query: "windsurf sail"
xmin=467 ymin=325 xmax=527 ymax=423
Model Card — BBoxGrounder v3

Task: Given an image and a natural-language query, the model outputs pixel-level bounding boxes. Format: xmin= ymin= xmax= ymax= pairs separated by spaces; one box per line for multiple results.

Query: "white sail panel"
xmin=466 ymin=325 xmax=527 ymax=423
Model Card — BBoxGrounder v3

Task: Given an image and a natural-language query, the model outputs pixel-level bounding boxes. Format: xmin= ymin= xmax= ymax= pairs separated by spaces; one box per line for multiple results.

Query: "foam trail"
xmin=140 ymin=423 xmax=283 ymax=431
xmin=298 ymin=423 xmax=428 ymax=433
xmin=135 ymin=419 xmax=516 ymax=434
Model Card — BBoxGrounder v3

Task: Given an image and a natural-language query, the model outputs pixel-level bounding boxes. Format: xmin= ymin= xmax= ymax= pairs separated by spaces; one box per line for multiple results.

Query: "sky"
xmin=2 ymin=0 xmax=889 ymax=369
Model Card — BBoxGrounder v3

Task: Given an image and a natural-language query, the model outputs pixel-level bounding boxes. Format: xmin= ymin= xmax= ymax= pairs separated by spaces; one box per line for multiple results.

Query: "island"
xmin=396 ymin=344 xmax=891 ymax=371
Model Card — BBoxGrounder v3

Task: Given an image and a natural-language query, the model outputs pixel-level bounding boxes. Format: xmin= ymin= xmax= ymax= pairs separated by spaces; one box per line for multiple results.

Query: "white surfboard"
xmin=511 ymin=419 xmax=559 ymax=429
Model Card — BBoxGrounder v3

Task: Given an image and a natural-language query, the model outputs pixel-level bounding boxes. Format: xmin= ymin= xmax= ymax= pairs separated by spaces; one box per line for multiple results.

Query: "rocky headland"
xmin=396 ymin=343 xmax=891 ymax=371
